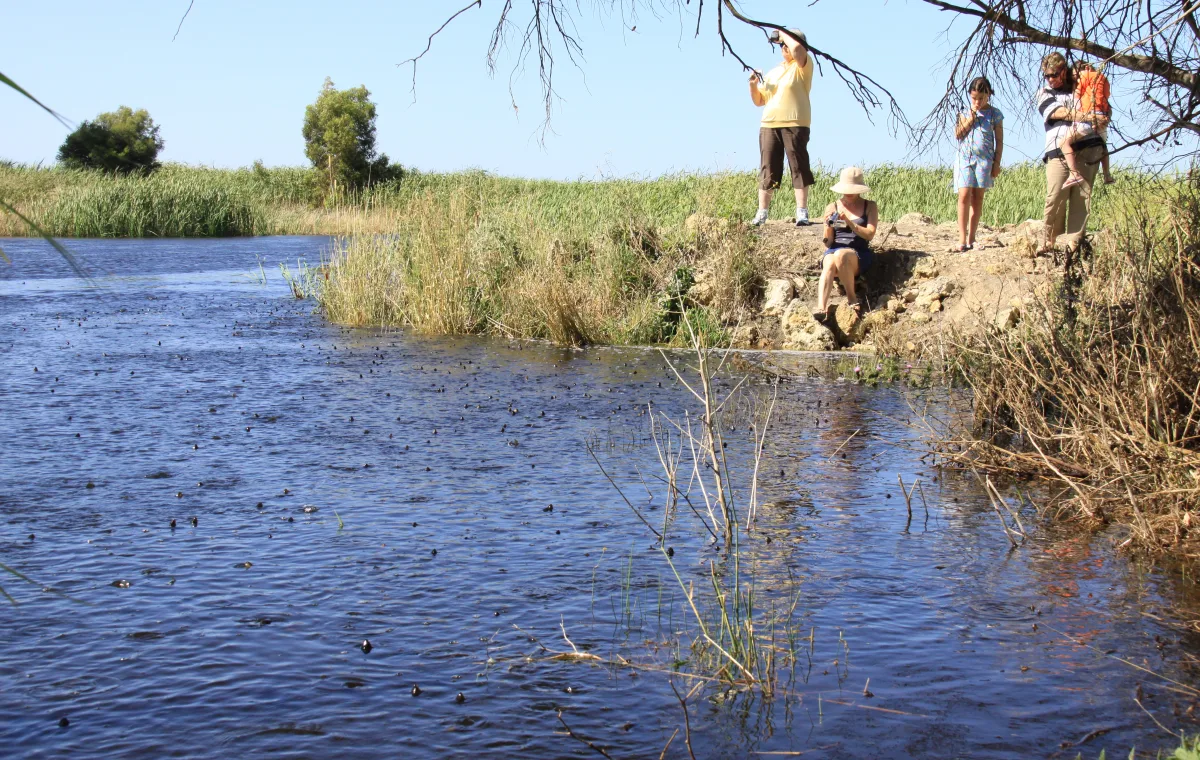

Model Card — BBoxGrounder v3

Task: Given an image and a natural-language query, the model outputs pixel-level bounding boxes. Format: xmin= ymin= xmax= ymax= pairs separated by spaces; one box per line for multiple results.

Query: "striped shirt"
xmin=1036 ymin=85 xmax=1103 ymax=161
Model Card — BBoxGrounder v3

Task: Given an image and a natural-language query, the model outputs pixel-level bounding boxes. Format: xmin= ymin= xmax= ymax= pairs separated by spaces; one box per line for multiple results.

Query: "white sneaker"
xmin=795 ymin=208 xmax=811 ymax=226
xmin=751 ymin=209 xmax=769 ymax=226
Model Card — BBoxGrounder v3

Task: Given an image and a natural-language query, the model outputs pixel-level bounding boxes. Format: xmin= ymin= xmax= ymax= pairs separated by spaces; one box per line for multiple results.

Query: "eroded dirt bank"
xmin=697 ymin=213 xmax=1069 ymax=355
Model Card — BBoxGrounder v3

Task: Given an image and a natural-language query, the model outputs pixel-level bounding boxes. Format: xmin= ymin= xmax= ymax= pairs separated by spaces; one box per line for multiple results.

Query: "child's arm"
xmin=954 ymin=111 xmax=975 ymax=141
xmin=991 ymin=122 xmax=1004 ymax=177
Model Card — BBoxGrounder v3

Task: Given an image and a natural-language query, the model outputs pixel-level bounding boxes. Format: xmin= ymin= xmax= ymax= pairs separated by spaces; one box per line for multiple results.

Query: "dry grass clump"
xmin=945 ymin=173 xmax=1200 ymax=564
xmin=319 ymin=189 xmax=761 ymax=346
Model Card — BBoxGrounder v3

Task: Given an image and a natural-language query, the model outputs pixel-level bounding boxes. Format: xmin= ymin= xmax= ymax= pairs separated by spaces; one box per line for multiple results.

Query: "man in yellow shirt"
xmin=749 ymin=29 xmax=815 ymax=227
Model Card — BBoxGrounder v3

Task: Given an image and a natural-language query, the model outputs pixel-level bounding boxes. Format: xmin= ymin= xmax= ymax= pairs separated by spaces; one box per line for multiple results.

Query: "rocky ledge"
xmin=691 ymin=212 xmax=1072 ymax=355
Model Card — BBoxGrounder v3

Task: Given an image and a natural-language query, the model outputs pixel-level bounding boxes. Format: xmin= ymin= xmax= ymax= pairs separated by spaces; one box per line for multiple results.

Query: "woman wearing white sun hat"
xmin=815 ymin=166 xmax=879 ymax=322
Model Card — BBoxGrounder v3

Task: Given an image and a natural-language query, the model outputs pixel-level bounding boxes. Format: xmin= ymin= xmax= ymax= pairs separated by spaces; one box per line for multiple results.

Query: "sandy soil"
xmin=724 ymin=213 xmax=1062 ymax=354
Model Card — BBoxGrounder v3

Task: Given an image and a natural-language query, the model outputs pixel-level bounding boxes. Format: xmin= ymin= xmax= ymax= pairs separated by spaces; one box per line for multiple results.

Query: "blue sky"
xmin=2 ymin=1 xmax=1071 ymax=178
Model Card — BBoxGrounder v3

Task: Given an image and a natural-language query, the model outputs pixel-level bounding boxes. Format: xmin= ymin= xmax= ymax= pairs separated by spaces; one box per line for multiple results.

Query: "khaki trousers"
xmin=1043 ymin=144 xmax=1105 ymax=241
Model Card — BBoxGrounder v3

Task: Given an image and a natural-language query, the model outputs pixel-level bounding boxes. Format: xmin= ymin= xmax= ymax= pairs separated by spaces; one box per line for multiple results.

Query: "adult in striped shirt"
xmin=1036 ymin=52 xmax=1108 ymax=253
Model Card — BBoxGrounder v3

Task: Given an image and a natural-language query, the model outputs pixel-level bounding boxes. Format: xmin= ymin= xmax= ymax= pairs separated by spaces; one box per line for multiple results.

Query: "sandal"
xmin=812 ymin=309 xmax=828 ymax=324
xmin=1062 ymin=173 xmax=1086 ymax=190
xmin=949 ymin=244 xmax=969 ymax=253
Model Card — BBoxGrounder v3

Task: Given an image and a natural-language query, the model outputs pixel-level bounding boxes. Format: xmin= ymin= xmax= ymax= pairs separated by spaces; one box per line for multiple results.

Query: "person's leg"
xmin=817 ymin=254 xmax=839 ymax=315
xmin=1043 ymin=157 xmax=1069 ymax=250
xmin=756 ymin=128 xmax=784 ymax=223
xmin=757 ymin=188 xmax=774 ymax=215
xmin=1060 ymin=130 xmax=1083 ymax=182
xmin=1066 ymin=145 xmax=1102 ymax=236
xmin=783 ymin=127 xmax=815 ymax=224
xmin=955 ymin=187 xmax=971 ymax=249
xmin=831 ymin=250 xmax=861 ymax=309
xmin=968 ymin=188 xmax=986 ymax=246
xmin=794 ymin=186 xmax=809 ymax=217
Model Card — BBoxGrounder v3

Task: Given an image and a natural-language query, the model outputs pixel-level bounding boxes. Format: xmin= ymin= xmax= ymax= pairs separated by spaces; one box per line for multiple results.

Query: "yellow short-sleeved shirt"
xmin=757 ymin=57 xmax=814 ymax=128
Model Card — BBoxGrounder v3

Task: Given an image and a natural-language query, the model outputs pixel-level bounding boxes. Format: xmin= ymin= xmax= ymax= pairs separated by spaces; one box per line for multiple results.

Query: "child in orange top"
xmin=1061 ymin=61 xmax=1114 ymax=188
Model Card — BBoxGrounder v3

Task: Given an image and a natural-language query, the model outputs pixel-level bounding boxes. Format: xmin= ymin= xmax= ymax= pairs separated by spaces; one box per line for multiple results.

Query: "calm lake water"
xmin=1 ymin=236 xmax=1197 ymax=759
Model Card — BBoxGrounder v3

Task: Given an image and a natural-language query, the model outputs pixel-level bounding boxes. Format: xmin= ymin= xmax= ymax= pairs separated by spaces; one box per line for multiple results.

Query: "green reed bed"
xmin=318 ymin=186 xmax=762 ymax=345
xmin=0 ymin=161 xmax=1141 ymax=240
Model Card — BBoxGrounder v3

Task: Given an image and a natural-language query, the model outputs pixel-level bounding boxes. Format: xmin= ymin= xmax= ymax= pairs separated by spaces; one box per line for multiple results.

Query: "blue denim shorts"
xmin=824 ymin=246 xmax=874 ymax=273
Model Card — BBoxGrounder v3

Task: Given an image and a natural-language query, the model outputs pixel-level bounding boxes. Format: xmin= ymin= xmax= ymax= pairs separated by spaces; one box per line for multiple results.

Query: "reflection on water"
xmin=0 ymin=236 xmax=1198 ymax=759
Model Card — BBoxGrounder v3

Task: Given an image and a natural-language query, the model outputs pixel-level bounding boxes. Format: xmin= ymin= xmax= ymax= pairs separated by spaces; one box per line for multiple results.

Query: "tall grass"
xmin=0 ymin=161 xmax=1137 ymax=239
xmin=943 ymin=172 xmax=1200 ymax=565
xmin=319 ymin=188 xmax=761 ymax=345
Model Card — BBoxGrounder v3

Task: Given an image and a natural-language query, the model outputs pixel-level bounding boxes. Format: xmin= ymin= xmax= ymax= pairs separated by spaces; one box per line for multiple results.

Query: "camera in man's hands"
xmin=828 ymin=212 xmax=847 ymax=230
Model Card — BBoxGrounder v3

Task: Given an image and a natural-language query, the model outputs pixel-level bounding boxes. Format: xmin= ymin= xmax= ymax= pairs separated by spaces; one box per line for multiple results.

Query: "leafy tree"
xmin=57 ymin=106 xmax=164 ymax=174
xmin=302 ymin=77 xmax=398 ymax=191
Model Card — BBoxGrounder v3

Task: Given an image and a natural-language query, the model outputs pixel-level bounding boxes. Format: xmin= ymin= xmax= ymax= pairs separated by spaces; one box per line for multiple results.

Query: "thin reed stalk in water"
xmin=594 ymin=309 xmax=803 ymax=693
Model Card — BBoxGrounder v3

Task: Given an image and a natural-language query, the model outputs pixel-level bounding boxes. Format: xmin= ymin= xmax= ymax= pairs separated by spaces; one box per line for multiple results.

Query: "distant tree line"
xmin=53 ymin=78 xmax=401 ymax=194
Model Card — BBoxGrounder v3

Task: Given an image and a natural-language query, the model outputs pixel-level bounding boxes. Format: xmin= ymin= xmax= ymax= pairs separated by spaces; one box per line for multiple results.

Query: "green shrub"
xmin=57 ymin=106 xmax=163 ymax=174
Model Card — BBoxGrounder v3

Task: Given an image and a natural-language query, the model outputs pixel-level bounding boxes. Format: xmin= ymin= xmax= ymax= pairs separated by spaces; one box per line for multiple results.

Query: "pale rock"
xmin=688 ymin=279 xmax=714 ymax=306
xmin=732 ymin=323 xmax=760 ymax=346
xmin=898 ymin=212 xmax=934 ymax=226
xmin=928 ymin=300 xmax=943 ymax=313
xmin=762 ymin=279 xmax=795 ymax=316
xmin=833 ymin=304 xmax=862 ymax=345
xmin=781 ymin=300 xmax=837 ymax=351
xmin=887 ymin=298 xmax=906 ymax=313
xmin=995 ymin=306 xmax=1021 ymax=331
xmin=902 ymin=289 xmax=918 ymax=303
xmin=909 ymin=312 xmax=932 ymax=324
xmin=1008 ymin=219 xmax=1045 ymax=259
xmin=913 ymin=259 xmax=939 ymax=279
xmin=862 ymin=309 xmax=898 ymax=337
xmin=918 ymin=277 xmax=956 ymax=299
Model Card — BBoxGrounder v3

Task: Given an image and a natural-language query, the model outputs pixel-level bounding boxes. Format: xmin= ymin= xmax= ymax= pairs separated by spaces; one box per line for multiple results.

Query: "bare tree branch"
xmin=173 ymin=0 xmax=195 ymax=42
xmin=407 ymin=0 xmax=910 ymax=133
xmin=913 ymin=0 xmax=1200 ymax=160
xmin=717 ymin=0 xmax=909 ymax=130
xmin=406 ymin=0 xmax=1200 ymax=160
xmin=398 ymin=1 xmax=483 ymax=102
